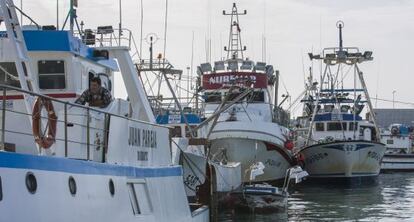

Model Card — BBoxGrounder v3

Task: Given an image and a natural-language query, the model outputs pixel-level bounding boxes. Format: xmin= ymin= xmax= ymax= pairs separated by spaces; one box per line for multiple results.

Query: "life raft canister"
xmin=32 ymin=97 xmax=57 ymax=149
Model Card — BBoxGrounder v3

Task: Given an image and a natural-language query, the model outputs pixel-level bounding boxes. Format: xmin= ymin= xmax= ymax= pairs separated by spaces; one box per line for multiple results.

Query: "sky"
xmin=19 ymin=0 xmax=414 ymax=115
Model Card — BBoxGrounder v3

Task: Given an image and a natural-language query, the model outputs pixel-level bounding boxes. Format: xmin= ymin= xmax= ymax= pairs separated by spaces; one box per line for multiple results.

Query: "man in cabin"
xmin=75 ymin=77 xmax=112 ymax=108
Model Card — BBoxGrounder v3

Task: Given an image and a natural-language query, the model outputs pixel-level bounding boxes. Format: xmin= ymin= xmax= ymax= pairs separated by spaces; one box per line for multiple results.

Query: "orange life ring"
xmin=32 ymin=97 xmax=57 ymax=149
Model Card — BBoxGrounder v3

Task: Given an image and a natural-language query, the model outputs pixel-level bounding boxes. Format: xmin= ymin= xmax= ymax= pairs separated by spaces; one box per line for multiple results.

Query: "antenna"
xmin=119 ymin=0 xmax=123 ymax=43
xmin=223 ymin=3 xmax=247 ymax=59
xmin=56 ymin=0 xmax=59 ymax=30
xmin=336 ymin=20 xmax=344 ymax=51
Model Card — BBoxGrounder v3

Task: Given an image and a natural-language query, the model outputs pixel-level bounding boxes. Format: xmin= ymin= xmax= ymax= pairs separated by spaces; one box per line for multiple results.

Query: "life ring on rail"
xmin=32 ymin=97 xmax=57 ymax=149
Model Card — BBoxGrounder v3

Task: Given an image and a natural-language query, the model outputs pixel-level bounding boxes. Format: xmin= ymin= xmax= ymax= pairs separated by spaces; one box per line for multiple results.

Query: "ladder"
xmin=0 ymin=0 xmax=39 ymax=114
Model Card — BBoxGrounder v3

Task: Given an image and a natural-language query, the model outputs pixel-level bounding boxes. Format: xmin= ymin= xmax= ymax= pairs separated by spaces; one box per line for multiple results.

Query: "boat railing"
xmin=75 ymin=28 xmax=141 ymax=60
xmin=0 ymin=84 xmax=163 ymax=162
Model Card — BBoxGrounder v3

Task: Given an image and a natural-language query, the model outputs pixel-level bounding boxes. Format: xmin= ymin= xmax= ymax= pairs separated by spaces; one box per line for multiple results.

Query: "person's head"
xmin=90 ymin=77 xmax=102 ymax=94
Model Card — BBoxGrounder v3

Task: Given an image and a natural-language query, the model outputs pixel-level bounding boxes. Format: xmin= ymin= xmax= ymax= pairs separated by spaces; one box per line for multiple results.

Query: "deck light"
xmin=200 ymin=63 xmax=212 ymax=73
xmin=265 ymin=65 xmax=274 ymax=76
xmin=214 ymin=61 xmax=225 ymax=71
xmin=227 ymin=60 xmax=239 ymax=71
xmin=308 ymin=53 xmax=321 ymax=60
xmin=363 ymin=51 xmax=373 ymax=60
xmin=255 ymin=62 xmax=266 ymax=72
xmin=240 ymin=60 xmax=253 ymax=70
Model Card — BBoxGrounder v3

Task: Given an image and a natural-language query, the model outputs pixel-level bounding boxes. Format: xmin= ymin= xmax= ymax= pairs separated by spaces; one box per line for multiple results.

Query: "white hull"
xmin=210 ymin=138 xmax=293 ymax=183
xmin=208 ymin=121 xmax=293 ymax=183
xmin=381 ymin=154 xmax=414 ymax=171
xmin=299 ymin=141 xmax=386 ymax=179
xmin=0 ymin=152 xmax=209 ymax=222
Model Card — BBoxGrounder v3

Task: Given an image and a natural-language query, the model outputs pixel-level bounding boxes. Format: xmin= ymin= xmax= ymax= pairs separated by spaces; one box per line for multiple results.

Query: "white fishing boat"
xmin=199 ymin=3 xmax=295 ymax=184
xmin=295 ymin=21 xmax=386 ymax=183
xmin=226 ymin=163 xmax=307 ymax=213
xmin=136 ymin=44 xmax=242 ymax=201
xmin=159 ymin=112 xmax=242 ymax=199
xmin=0 ymin=1 xmax=209 ymax=221
xmin=380 ymin=124 xmax=414 ymax=171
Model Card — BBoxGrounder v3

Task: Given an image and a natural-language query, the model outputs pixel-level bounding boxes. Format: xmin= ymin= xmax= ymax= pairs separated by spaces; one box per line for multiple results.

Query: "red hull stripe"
xmin=0 ymin=93 xmax=78 ymax=100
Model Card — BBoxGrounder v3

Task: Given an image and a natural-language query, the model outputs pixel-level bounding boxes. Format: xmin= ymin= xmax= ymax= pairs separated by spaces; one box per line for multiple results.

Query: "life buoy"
xmin=32 ymin=97 xmax=57 ymax=149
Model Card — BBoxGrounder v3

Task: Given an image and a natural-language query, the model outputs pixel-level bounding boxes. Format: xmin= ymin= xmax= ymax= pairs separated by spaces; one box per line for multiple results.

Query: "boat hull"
xmin=299 ymin=141 xmax=386 ymax=181
xmin=209 ymin=121 xmax=294 ymax=183
xmin=0 ymin=151 xmax=209 ymax=222
xmin=210 ymin=138 xmax=293 ymax=183
xmin=381 ymin=154 xmax=414 ymax=172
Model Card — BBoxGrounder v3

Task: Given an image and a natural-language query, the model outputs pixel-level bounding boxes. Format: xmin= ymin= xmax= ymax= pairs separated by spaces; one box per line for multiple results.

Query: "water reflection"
xmin=219 ymin=173 xmax=414 ymax=221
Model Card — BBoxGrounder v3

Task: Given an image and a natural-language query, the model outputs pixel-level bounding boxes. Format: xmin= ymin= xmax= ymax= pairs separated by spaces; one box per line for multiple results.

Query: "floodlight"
xmin=308 ymin=53 xmax=321 ymax=60
xmin=265 ymin=65 xmax=274 ymax=76
xmin=255 ymin=62 xmax=266 ymax=71
xmin=214 ymin=61 xmax=225 ymax=71
xmin=240 ymin=60 xmax=253 ymax=70
xmin=325 ymin=53 xmax=336 ymax=59
xmin=337 ymin=50 xmax=347 ymax=59
xmin=363 ymin=51 xmax=373 ymax=59
xmin=227 ymin=60 xmax=239 ymax=71
xmin=348 ymin=52 xmax=362 ymax=58
xmin=200 ymin=63 xmax=212 ymax=73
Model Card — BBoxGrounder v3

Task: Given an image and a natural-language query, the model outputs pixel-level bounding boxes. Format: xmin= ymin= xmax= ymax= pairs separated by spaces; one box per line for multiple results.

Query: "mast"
xmin=223 ymin=3 xmax=247 ymax=60
xmin=306 ymin=21 xmax=377 ymax=144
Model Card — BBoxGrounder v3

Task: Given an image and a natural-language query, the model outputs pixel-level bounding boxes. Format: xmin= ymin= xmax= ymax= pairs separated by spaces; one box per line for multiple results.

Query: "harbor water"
xmin=219 ymin=172 xmax=414 ymax=221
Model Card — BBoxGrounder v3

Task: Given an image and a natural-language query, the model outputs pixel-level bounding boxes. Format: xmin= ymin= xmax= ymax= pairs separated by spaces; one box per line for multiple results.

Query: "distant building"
xmin=373 ymin=109 xmax=414 ymax=128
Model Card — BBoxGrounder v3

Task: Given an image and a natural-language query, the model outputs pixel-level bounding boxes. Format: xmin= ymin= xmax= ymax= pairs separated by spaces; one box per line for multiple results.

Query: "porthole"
xmin=25 ymin=172 xmax=37 ymax=194
xmin=68 ymin=176 xmax=77 ymax=196
xmin=0 ymin=176 xmax=3 ymax=201
xmin=109 ymin=179 xmax=115 ymax=196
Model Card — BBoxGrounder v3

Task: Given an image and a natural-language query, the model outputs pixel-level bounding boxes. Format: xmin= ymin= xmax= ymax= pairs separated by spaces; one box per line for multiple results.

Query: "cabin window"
xmin=204 ymin=92 xmax=221 ymax=103
xmin=0 ymin=62 xmax=20 ymax=88
xmin=349 ymin=122 xmax=358 ymax=131
xmin=38 ymin=60 xmax=66 ymax=89
xmin=315 ymin=123 xmax=325 ymax=131
xmin=327 ymin=122 xmax=347 ymax=131
xmin=248 ymin=91 xmax=265 ymax=102
xmin=386 ymin=139 xmax=394 ymax=145
xmin=171 ymin=126 xmax=182 ymax=137
xmin=227 ymin=92 xmax=242 ymax=102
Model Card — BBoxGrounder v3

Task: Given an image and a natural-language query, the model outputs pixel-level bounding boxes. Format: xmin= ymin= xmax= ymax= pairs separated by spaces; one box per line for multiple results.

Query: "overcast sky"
xmin=21 ymin=0 xmax=414 ymax=114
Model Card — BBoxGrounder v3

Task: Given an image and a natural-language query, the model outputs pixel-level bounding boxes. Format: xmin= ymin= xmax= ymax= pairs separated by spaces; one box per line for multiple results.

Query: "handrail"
xmin=74 ymin=28 xmax=141 ymax=60
xmin=0 ymin=84 xmax=169 ymax=128
xmin=0 ymin=84 xmax=172 ymax=161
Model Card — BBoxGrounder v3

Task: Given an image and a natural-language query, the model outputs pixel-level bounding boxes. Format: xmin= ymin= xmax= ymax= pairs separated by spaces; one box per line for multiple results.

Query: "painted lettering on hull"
xmin=128 ymin=127 xmax=157 ymax=148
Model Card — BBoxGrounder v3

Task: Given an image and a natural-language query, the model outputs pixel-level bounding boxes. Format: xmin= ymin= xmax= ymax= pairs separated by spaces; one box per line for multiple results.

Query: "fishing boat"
xmin=0 ymin=1 xmax=209 ymax=221
xmin=136 ymin=47 xmax=242 ymax=201
xmin=380 ymin=124 xmax=414 ymax=171
xmin=226 ymin=164 xmax=307 ymax=213
xmin=295 ymin=21 xmax=386 ymax=184
xmin=198 ymin=3 xmax=295 ymax=184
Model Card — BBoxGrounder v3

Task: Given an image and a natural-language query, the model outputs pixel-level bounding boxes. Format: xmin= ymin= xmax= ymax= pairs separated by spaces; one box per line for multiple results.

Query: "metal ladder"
xmin=0 ymin=0 xmax=39 ymax=113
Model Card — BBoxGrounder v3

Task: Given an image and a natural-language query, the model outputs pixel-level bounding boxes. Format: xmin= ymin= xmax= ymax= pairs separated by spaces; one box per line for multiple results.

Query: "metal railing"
xmin=0 ymin=84 xmax=166 ymax=162
xmin=75 ymin=28 xmax=141 ymax=60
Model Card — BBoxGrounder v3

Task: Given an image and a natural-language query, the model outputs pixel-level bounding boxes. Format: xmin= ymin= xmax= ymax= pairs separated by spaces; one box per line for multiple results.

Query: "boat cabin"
xmin=0 ymin=27 xmax=130 ymax=156
xmin=311 ymin=105 xmax=377 ymax=143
